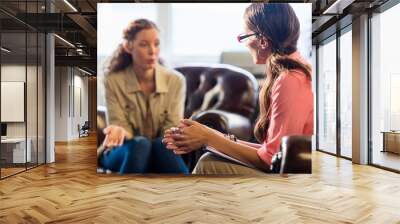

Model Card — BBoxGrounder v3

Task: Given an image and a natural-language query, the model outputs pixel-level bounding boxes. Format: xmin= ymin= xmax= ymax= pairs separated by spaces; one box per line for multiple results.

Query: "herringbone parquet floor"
xmin=1 ymin=135 xmax=400 ymax=223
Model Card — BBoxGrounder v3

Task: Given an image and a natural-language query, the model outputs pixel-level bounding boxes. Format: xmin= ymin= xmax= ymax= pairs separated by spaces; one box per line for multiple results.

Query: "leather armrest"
xmin=279 ymin=135 xmax=312 ymax=174
xmin=191 ymin=109 xmax=252 ymax=141
xmin=97 ymin=128 xmax=105 ymax=148
xmin=182 ymin=109 xmax=252 ymax=172
xmin=97 ymin=109 xmax=107 ymax=147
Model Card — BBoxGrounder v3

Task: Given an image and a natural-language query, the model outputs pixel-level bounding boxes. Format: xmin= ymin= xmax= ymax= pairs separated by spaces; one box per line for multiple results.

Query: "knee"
xmin=151 ymin=137 xmax=168 ymax=152
xmin=152 ymin=137 xmax=164 ymax=147
xmin=198 ymin=152 xmax=217 ymax=163
xmin=133 ymin=136 xmax=151 ymax=147
xmin=126 ymin=136 xmax=151 ymax=154
xmin=192 ymin=153 xmax=216 ymax=174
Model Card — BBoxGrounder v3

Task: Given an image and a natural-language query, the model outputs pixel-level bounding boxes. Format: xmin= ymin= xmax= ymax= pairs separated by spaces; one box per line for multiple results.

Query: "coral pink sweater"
xmin=257 ymin=52 xmax=314 ymax=166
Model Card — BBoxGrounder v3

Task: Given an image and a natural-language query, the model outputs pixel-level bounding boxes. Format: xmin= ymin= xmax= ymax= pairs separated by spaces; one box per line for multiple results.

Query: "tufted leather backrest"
xmin=174 ymin=64 xmax=259 ymax=119
xmin=97 ymin=64 xmax=260 ymax=147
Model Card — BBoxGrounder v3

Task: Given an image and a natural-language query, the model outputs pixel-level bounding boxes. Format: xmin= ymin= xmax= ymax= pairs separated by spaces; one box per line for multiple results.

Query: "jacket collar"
xmin=126 ymin=64 xmax=168 ymax=94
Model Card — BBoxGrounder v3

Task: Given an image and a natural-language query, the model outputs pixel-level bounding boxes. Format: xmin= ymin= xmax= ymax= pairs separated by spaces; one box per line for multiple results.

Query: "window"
xmin=0 ymin=1 xmax=46 ymax=179
xmin=97 ymin=3 xmax=312 ymax=107
xmin=312 ymin=45 xmax=317 ymax=151
xmin=371 ymin=3 xmax=400 ymax=171
xmin=339 ymin=28 xmax=352 ymax=158
xmin=97 ymin=3 xmax=158 ymax=57
xmin=171 ymin=4 xmax=249 ymax=57
xmin=171 ymin=3 xmax=311 ymax=63
xmin=317 ymin=37 xmax=337 ymax=154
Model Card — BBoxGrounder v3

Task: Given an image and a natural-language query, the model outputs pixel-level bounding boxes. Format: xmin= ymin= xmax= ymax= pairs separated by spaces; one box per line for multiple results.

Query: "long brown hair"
xmin=244 ymin=3 xmax=312 ymax=142
xmin=106 ymin=19 xmax=158 ymax=74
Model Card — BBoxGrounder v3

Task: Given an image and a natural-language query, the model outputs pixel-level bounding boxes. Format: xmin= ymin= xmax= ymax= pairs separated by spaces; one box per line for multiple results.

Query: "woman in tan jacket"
xmin=99 ymin=19 xmax=188 ymax=174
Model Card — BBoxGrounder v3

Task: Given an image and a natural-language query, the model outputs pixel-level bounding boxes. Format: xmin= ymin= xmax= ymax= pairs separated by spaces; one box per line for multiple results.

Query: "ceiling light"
xmin=78 ymin=67 xmax=92 ymax=76
xmin=63 ymin=0 xmax=78 ymax=12
xmin=322 ymin=0 xmax=355 ymax=15
xmin=1 ymin=47 xmax=11 ymax=53
xmin=54 ymin=34 xmax=75 ymax=48
xmin=323 ymin=0 xmax=341 ymax=14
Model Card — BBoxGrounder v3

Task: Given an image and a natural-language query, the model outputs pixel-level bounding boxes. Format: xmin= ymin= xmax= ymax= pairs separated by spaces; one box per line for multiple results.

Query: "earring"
xmin=257 ymin=48 xmax=268 ymax=58
xmin=259 ymin=37 xmax=268 ymax=50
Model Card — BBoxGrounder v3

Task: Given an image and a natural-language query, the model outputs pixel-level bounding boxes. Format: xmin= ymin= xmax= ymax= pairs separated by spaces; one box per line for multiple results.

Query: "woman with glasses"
xmin=163 ymin=3 xmax=313 ymax=174
xmin=98 ymin=19 xmax=188 ymax=174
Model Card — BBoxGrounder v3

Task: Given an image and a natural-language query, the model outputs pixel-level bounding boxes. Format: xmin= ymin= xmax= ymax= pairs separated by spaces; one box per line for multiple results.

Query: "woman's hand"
xmin=102 ymin=125 xmax=128 ymax=149
xmin=163 ymin=124 xmax=191 ymax=154
xmin=162 ymin=127 xmax=179 ymax=149
xmin=163 ymin=119 xmax=213 ymax=154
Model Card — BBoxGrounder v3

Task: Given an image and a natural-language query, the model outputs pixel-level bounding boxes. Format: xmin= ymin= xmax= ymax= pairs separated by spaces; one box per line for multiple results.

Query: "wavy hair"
xmin=106 ymin=19 xmax=158 ymax=74
xmin=244 ymin=3 xmax=312 ymax=142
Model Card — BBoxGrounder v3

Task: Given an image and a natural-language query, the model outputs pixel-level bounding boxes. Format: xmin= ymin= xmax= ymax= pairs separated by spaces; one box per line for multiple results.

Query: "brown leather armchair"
xmin=175 ymin=64 xmax=311 ymax=173
xmin=174 ymin=63 xmax=259 ymax=140
xmin=174 ymin=64 xmax=259 ymax=170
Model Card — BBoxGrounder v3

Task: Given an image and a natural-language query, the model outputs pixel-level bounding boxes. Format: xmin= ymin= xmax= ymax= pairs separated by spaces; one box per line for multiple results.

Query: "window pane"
xmin=38 ymin=32 xmax=46 ymax=165
xmin=312 ymin=45 xmax=317 ymax=151
xmin=171 ymin=3 xmax=312 ymax=61
xmin=1 ymin=31 xmax=28 ymax=177
xmin=97 ymin=3 xmax=157 ymax=57
xmin=340 ymin=29 xmax=352 ymax=158
xmin=318 ymin=37 xmax=337 ymax=154
xmin=27 ymin=31 xmax=38 ymax=169
xmin=97 ymin=3 xmax=312 ymax=107
xmin=171 ymin=3 xmax=249 ymax=56
xmin=371 ymin=3 xmax=400 ymax=171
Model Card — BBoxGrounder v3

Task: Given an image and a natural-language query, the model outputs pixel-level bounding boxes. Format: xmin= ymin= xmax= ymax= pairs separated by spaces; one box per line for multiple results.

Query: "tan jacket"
xmin=104 ymin=64 xmax=186 ymax=139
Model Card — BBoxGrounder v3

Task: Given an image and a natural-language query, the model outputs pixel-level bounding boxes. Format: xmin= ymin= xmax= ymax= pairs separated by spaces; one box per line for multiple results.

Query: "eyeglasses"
xmin=237 ymin=33 xmax=259 ymax=43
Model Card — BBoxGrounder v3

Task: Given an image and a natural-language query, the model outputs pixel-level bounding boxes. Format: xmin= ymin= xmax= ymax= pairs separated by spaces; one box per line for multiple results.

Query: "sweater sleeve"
xmin=257 ymin=72 xmax=307 ymax=166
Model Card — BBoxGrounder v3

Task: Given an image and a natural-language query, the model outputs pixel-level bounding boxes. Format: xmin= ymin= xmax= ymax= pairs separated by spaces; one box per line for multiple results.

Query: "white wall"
xmin=1 ymin=65 xmax=25 ymax=136
xmin=55 ymin=66 xmax=68 ymax=141
xmin=1 ymin=65 xmax=36 ymax=138
xmin=1 ymin=64 xmax=45 ymax=163
xmin=54 ymin=67 xmax=89 ymax=141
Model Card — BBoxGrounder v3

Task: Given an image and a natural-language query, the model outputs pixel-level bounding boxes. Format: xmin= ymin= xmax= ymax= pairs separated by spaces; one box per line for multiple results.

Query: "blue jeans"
xmin=100 ymin=136 xmax=188 ymax=174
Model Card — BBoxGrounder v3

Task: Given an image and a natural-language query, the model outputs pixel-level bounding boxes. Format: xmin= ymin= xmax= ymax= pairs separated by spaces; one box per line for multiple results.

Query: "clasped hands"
xmin=101 ymin=119 xmax=211 ymax=155
xmin=162 ymin=119 xmax=211 ymax=155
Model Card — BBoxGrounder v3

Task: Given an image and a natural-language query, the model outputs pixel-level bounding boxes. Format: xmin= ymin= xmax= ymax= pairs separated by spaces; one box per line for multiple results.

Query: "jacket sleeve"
xmin=161 ymin=74 xmax=186 ymax=133
xmin=104 ymin=76 xmax=134 ymax=137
